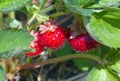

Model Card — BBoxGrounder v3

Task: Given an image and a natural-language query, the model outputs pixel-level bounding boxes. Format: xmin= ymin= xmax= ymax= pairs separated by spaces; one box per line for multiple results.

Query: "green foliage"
xmin=73 ymin=45 xmax=110 ymax=71
xmin=0 ymin=48 xmax=28 ymax=59
xmin=88 ymin=0 xmax=120 ymax=8
xmin=73 ymin=49 xmax=98 ymax=71
xmin=11 ymin=0 xmax=120 ymax=80
xmin=86 ymin=65 xmax=120 ymax=81
xmin=63 ymin=0 xmax=93 ymax=16
xmin=0 ymin=0 xmax=120 ymax=80
xmin=0 ymin=64 xmax=5 ymax=81
xmin=83 ymin=8 xmax=120 ymax=48
xmin=108 ymin=52 xmax=120 ymax=73
xmin=4 ymin=18 xmax=23 ymax=29
xmin=73 ymin=58 xmax=94 ymax=71
xmin=0 ymin=29 xmax=33 ymax=54
xmin=39 ymin=0 xmax=46 ymax=9
xmin=53 ymin=42 xmax=73 ymax=57
xmin=0 ymin=0 xmax=30 ymax=12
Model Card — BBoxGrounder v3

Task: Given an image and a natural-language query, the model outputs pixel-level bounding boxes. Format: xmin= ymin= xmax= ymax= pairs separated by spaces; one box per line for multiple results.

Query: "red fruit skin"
xmin=26 ymin=40 xmax=43 ymax=57
xmin=37 ymin=26 xmax=66 ymax=49
xmin=68 ymin=32 xmax=99 ymax=52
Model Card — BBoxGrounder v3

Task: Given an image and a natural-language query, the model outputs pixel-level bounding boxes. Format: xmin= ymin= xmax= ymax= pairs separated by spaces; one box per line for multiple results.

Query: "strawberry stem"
xmin=41 ymin=4 xmax=56 ymax=14
xmin=50 ymin=12 xmax=66 ymax=18
xmin=27 ymin=13 xmax=37 ymax=26
xmin=18 ymin=54 xmax=104 ymax=71
xmin=0 ymin=12 xmax=5 ymax=29
xmin=74 ymin=14 xmax=87 ymax=33
xmin=8 ymin=12 xmax=15 ymax=19
xmin=56 ymin=14 xmax=73 ymax=25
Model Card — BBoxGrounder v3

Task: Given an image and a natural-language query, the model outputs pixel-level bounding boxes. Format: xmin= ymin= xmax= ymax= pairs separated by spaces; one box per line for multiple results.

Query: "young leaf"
xmin=0 ymin=29 xmax=33 ymax=53
xmin=108 ymin=52 xmax=120 ymax=73
xmin=89 ymin=0 xmax=120 ymax=8
xmin=4 ymin=18 xmax=23 ymax=29
xmin=86 ymin=65 xmax=120 ymax=81
xmin=0 ymin=0 xmax=30 ymax=12
xmin=63 ymin=0 xmax=93 ymax=16
xmin=98 ymin=45 xmax=110 ymax=59
xmin=73 ymin=58 xmax=94 ymax=71
xmin=0 ymin=64 xmax=5 ymax=81
xmin=39 ymin=0 xmax=46 ymax=9
xmin=78 ymin=0 xmax=94 ymax=6
xmin=83 ymin=8 xmax=120 ymax=48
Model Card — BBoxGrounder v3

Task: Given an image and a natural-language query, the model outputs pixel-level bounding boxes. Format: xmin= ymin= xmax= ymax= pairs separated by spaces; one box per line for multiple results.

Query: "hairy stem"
xmin=27 ymin=13 xmax=37 ymax=26
xmin=8 ymin=12 xmax=15 ymax=19
xmin=56 ymin=14 xmax=73 ymax=25
xmin=50 ymin=12 xmax=66 ymax=18
xmin=18 ymin=54 xmax=103 ymax=71
xmin=0 ymin=12 xmax=5 ymax=29
xmin=41 ymin=4 xmax=56 ymax=14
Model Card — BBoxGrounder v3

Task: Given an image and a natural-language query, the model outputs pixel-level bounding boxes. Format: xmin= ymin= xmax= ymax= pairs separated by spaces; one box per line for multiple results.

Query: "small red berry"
xmin=67 ymin=29 xmax=99 ymax=52
xmin=26 ymin=40 xmax=43 ymax=57
xmin=37 ymin=21 xmax=66 ymax=49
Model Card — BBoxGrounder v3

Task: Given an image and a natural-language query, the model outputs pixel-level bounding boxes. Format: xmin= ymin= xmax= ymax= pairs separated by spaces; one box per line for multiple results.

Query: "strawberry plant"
xmin=0 ymin=0 xmax=120 ymax=81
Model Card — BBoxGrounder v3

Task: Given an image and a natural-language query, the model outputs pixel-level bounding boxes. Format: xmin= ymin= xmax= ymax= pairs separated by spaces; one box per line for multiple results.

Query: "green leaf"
xmin=89 ymin=0 xmax=120 ymax=8
xmin=64 ymin=0 xmax=93 ymax=16
xmin=78 ymin=0 xmax=93 ymax=6
xmin=4 ymin=18 xmax=23 ymax=29
xmin=98 ymin=45 xmax=110 ymax=59
xmin=53 ymin=42 xmax=73 ymax=57
xmin=0 ymin=29 xmax=33 ymax=53
xmin=73 ymin=45 xmax=109 ymax=71
xmin=64 ymin=0 xmax=96 ymax=7
xmin=0 ymin=0 xmax=30 ymax=12
xmin=0 ymin=48 xmax=28 ymax=59
xmin=86 ymin=65 xmax=120 ymax=81
xmin=108 ymin=52 xmax=120 ymax=73
xmin=39 ymin=0 xmax=46 ymax=5
xmin=83 ymin=8 xmax=120 ymax=48
xmin=39 ymin=0 xmax=46 ymax=9
xmin=73 ymin=58 xmax=94 ymax=71
xmin=73 ymin=49 xmax=99 ymax=71
xmin=0 ymin=64 xmax=5 ymax=81
xmin=78 ymin=0 xmax=100 ymax=8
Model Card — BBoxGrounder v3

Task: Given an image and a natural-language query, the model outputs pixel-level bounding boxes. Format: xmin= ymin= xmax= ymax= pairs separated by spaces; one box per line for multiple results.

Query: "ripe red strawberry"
xmin=67 ymin=29 xmax=99 ymax=52
xmin=26 ymin=40 xmax=43 ymax=57
xmin=37 ymin=21 xmax=66 ymax=49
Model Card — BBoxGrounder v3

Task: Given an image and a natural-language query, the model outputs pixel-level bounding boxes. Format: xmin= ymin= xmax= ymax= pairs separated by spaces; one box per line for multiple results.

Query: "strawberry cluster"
xmin=26 ymin=21 xmax=66 ymax=57
xmin=26 ymin=20 xmax=99 ymax=57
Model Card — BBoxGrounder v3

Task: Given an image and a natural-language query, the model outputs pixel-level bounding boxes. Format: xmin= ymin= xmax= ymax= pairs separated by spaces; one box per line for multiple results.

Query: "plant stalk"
xmin=0 ymin=12 xmax=5 ymax=29
xmin=41 ymin=4 xmax=56 ymax=14
xmin=8 ymin=12 xmax=15 ymax=19
xmin=18 ymin=54 xmax=103 ymax=71
xmin=27 ymin=13 xmax=37 ymax=26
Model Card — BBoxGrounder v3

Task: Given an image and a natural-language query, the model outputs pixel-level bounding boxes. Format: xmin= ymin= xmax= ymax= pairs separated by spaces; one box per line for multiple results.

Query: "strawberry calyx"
xmin=39 ymin=20 xmax=58 ymax=34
